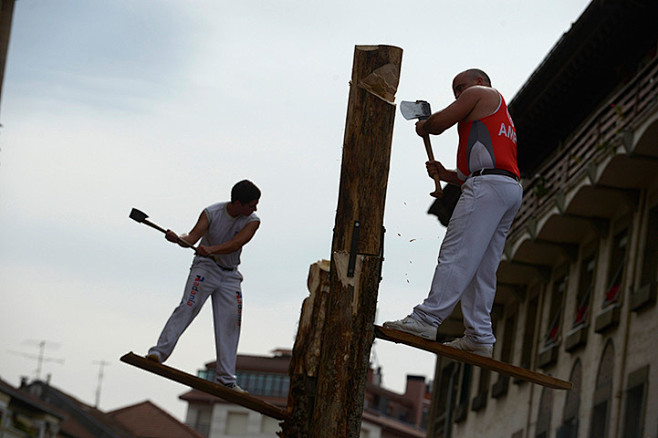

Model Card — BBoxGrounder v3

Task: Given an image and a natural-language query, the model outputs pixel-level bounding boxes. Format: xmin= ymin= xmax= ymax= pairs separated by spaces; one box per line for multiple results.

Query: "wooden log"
xmin=120 ymin=352 xmax=288 ymax=420
xmin=373 ymin=326 xmax=572 ymax=390
xmin=282 ymin=260 xmax=331 ymax=437
xmin=282 ymin=44 xmax=402 ymax=438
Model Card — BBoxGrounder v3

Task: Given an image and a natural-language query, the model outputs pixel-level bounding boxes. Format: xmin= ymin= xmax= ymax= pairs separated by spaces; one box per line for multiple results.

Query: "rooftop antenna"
xmin=8 ymin=340 xmax=64 ymax=380
xmin=93 ymin=360 xmax=111 ymax=408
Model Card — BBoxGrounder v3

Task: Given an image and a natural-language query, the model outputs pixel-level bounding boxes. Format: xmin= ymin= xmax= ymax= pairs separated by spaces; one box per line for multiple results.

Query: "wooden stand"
xmin=374 ymin=326 xmax=572 ymax=390
xmin=120 ymin=352 xmax=288 ymax=420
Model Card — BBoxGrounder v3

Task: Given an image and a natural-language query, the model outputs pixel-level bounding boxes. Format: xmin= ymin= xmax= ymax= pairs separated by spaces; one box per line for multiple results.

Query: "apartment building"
xmin=427 ymin=1 xmax=658 ymax=437
xmin=180 ymin=349 xmax=429 ymax=438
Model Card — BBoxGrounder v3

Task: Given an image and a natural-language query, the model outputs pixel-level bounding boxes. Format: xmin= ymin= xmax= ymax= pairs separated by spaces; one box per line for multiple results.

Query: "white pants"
xmin=148 ymin=262 xmax=244 ymax=384
xmin=412 ymin=175 xmax=522 ymax=344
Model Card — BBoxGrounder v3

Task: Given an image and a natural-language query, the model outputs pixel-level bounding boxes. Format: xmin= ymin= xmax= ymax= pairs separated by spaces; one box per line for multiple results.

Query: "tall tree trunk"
xmin=282 ymin=44 xmax=402 ymax=438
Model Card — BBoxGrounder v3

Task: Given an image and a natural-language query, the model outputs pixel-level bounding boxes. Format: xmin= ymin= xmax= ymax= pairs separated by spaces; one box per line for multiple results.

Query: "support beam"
xmin=505 ymin=260 xmax=552 ymax=283
xmin=560 ymin=213 xmax=609 ymax=237
xmin=497 ymin=282 xmax=527 ymax=301
xmin=533 ymin=238 xmax=579 ymax=261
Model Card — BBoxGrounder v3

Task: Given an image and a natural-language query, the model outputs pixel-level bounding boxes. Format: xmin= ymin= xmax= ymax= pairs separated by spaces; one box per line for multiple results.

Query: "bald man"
xmin=385 ymin=69 xmax=522 ymax=358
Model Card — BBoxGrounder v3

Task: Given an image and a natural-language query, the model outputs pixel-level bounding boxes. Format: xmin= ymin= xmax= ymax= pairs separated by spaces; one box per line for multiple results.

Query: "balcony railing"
xmin=509 ymin=55 xmax=658 ymax=241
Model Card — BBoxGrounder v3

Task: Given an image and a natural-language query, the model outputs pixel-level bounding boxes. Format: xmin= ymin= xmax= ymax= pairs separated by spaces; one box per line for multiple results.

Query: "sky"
xmin=0 ymin=0 xmax=591 ymax=422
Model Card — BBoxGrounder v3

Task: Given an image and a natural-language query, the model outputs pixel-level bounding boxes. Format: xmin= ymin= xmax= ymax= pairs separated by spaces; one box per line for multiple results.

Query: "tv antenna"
xmin=93 ymin=360 xmax=111 ymax=408
xmin=8 ymin=340 xmax=64 ymax=380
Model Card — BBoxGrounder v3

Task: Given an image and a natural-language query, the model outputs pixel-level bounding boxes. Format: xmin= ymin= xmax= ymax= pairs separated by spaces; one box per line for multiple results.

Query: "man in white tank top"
xmin=146 ymin=180 xmax=261 ymax=392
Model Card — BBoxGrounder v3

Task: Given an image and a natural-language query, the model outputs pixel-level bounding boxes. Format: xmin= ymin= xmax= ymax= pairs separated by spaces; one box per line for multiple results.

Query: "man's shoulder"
xmin=461 ymin=87 xmax=502 ymax=121
xmin=204 ymin=202 xmax=229 ymax=215
xmin=465 ymin=85 xmax=500 ymax=100
xmin=205 ymin=201 xmax=228 ymax=210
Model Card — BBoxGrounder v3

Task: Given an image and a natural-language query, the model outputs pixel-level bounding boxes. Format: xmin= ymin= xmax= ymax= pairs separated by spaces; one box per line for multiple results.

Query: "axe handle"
xmin=143 ymin=220 xmax=197 ymax=250
xmin=422 ymin=136 xmax=443 ymax=198
xmin=142 ymin=219 xmax=167 ymax=234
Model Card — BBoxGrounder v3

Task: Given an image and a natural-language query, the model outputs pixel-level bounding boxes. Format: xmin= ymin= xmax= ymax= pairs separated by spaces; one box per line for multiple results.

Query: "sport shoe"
xmin=443 ymin=336 xmax=493 ymax=358
xmin=145 ymin=353 xmax=161 ymax=363
xmin=383 ymin=316 xmax=437 ymax=340
xmin=223 ymin=383 xmax=248 ymax=394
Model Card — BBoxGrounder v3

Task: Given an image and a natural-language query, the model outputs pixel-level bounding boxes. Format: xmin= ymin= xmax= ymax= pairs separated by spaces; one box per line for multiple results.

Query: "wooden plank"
xmin=120 ymin=352 xmax=288 ymax=420
xmin=374 ymin=326 xmax=572 ymax=390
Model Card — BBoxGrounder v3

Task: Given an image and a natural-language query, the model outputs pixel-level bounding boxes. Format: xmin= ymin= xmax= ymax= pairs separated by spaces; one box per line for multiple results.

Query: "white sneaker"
xmin=443 ymin=336 xmax=493 ymax=358
xmin=145 ymin=353 xmax=161 ymax=363
xmin=383 ymin=316 xmax=437 ymax=340
xmin=223 ymin=383 xmax=248 ymax=394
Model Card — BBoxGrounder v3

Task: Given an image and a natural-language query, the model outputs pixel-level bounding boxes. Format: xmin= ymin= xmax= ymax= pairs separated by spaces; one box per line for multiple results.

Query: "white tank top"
xmin=192 ymin=202 xmax=260 ymax=269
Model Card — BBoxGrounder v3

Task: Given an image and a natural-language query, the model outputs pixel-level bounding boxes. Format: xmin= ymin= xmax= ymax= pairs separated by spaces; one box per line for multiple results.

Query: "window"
xmin=500 ymin=312 xmax=517 ymax=363
xmin=197 ymin=369 xmax=213 ymax=381
xmin=632 ymin=205 xmax=658 ymax=310
xmin=493 ymin=312 xmax=516 ymax=398
xmin=473 ymin=304 xmax=501 ymax=410
xmin=520 ymin=292 xmax=539 ymax=369
xmin=225 ymin=412 xmax=249 ymax=435
xmin=471 ymin=367 xmax=490 ymax=412
xmin=589 ymin=341 xmax=614 ymax=438
xmin=639 ymin=205 xmax=658 ymax=286
xmin=454 ymin=363 xmax=472 ymax=423
xmin=261 ymin=416 xmax=280 ymax=434
xmin=603 ymin=228 xmax=628 ymax=307
xmin=545 ymin=267 xmax=568 ymax=347
xmin=621 ymin=366 xmax=649 ymax=438
xmin=436 ymin=365 xmax=452 ymax=415
xmin=558 ymin=361 xmax=582 ymax=438
xmin=190 ymin=407 xmax=211 ymax=437
xmin=237 ymin=372 xmax=290 ymax=397
xmin=574 ymin=248 xmax=596 ymax=328
xmin=458 ymin=364 xmax=472 ymax=412
xmin=535 ymin=387 xmax=553 ymax=438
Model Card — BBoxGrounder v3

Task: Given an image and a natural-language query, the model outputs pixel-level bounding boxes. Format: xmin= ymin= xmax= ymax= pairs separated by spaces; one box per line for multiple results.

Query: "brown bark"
xmin=282 ymin=44 xmax=402 ymax=438
xmin=282 ymin=260 xmax=331 ymax=436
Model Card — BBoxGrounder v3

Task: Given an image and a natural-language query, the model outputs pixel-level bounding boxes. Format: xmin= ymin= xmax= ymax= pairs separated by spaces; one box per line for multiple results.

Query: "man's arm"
xmin=165 ymin=211 xmax=209 ymax=247
xmin=196 ymin=220 xmax=260 ymax=257
xmin=416 ymin=86 xmax=496 ymax=136
xmin=427 ymin=161 xmax=462 ymax=185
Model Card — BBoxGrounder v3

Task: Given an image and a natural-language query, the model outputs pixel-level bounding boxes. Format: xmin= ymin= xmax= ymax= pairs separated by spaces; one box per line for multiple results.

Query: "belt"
xmin=470 ymin=168 xmax=519 ymax=181
xmin=216 ymin=263 xmax=236 ymax=271
xmin=209 ymin=256 xmax=236 ymax=271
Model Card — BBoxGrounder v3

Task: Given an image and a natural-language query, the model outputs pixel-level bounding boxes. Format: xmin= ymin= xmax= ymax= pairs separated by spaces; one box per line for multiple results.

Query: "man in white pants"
xmin=384 ymin=69 xmax=522 ymax=358
xmin=147 ymin=180 xmax=261 ymax=391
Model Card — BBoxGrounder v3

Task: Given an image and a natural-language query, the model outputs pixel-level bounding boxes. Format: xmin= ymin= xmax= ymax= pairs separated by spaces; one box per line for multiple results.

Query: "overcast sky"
xmin=0 ymin=0 xmax=591 ymax=422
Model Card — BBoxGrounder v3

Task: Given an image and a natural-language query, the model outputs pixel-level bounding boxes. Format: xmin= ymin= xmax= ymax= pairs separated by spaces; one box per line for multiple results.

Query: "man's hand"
xmin=415 ymin=120 xmax=429 ymax=137
xmin=426 ymin=160 xmax=446 ymax=180
xmin=165 ymin=229 xmax=180 ymax=243
xmin=426 ymin=160 xmax=462 ymax=186
xmin=195 ymin=245 xmax=213 ymax=257
xmin=165 ymin=229 xmax=194 ymax=248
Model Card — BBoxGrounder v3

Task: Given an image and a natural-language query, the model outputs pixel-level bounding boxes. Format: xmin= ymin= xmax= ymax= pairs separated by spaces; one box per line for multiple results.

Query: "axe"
xmin=129 ymin=208 xmax=197 ymax=250
xmin=400 ymin=100 xmax=443 ymax=198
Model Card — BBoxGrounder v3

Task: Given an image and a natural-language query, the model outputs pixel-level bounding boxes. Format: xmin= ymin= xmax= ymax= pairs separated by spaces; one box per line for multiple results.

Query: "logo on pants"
xmin=236 ymin=291 xmax=243 ymax=327
xmin=187 ymin=275 xmax=205 ymax=306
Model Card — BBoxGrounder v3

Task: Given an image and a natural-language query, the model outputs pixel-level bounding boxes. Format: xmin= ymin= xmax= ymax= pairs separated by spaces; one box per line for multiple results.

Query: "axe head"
xmin=129 ymin=208 xmax=149 ymax=223
xmin=400 ymin=100 xmax=432 ymax=121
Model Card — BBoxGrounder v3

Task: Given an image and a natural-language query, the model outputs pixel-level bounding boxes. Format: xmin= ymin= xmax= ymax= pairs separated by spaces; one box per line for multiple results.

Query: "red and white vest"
xmin=456 ymin=92 xmax=520 ymax=182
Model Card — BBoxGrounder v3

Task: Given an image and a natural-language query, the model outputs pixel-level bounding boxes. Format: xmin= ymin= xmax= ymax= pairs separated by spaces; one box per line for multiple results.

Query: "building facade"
xmin=180 ymin=350 xmax=429 ymax=438
xmin=427 ymin=1 xmax=658 ymax=437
